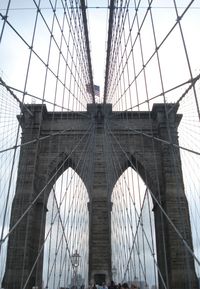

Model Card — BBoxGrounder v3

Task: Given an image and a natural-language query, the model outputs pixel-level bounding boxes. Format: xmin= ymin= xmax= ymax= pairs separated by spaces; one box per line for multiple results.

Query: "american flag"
xmin=86 ymin=84 xmax=100 ymax=97
xmin=94 ymin=85 xmax=100 ymax=97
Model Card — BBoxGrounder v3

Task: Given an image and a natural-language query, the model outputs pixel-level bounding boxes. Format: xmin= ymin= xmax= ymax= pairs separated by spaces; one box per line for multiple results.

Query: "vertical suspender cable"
xmin=80 ymin=0 xmax=95 ymax=103
xmin=104 ymin=0 xmax=116 ymax=103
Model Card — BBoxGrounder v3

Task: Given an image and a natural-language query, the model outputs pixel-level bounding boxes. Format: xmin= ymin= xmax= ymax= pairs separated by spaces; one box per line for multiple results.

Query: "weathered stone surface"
xmin=2 ymin=103 xmax=198 ymax=289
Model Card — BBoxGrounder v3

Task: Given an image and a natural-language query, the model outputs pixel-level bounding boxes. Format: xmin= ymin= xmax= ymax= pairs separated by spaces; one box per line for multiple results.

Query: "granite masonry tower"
xmin=2 ymin=103 xmax=198 ymax=289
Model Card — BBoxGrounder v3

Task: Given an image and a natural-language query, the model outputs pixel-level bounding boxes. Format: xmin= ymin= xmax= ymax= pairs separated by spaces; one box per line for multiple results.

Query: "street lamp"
xmin=71 ymin=250 xmax=81 ymax=268
xmin=71 ymin=250 xmax=81 ymax=288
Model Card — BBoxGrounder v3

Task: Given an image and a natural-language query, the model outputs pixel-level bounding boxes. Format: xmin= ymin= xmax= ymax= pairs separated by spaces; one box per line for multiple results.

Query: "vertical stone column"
xmin=88 ymin=104 xmax=112 ymax=285
xmin=152 ymin=104 xmax=198 ymax=289
xmin=2 ymin=106 xmax=47 ymax=289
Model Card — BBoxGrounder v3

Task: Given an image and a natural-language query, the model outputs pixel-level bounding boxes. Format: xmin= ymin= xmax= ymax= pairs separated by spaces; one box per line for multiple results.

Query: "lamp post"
xmin=71 ymin=250 xmax=81 ymax=288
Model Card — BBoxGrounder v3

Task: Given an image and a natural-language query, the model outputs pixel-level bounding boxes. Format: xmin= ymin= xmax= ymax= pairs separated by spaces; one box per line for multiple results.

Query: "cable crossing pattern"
xmin=0 ymin=1 xmax=200 ymax=289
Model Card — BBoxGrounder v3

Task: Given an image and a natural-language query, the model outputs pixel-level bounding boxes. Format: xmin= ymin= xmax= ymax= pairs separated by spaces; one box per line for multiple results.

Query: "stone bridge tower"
xmin=2 ymin=103 xmax=198 ymax=289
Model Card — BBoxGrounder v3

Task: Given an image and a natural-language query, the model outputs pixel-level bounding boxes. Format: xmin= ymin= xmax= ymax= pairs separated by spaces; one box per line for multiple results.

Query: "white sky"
xmin=0 ymin=0 xmax=200 ymax=105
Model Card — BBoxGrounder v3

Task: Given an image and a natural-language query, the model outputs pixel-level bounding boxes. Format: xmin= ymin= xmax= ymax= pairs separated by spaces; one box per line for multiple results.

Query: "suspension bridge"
xmin=0 ymin=1 xmax=200 ymax=289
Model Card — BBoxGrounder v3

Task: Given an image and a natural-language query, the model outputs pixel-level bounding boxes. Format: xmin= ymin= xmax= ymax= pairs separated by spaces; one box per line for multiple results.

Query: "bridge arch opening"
xmin=42 ymin=168 xmax=89 ymax=289
xmin=111 ymin=167 xmax=158 ymax=288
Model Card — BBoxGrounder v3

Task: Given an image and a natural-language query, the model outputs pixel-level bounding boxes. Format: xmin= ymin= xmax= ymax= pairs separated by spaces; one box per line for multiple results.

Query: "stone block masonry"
xmin=2 ymin=103 xmax=198 ymax=289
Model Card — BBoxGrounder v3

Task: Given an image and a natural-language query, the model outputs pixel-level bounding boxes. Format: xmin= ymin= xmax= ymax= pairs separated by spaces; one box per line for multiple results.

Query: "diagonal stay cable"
xmin=173 ymin=0 xmax=200 ymax=121
xmin=35 ymin=0 xmax=91 ymax=105
xmin=110 ymin=1 xmax=195 ymax=106
xmin=110 ymin=73 xmax=200 ymax=115
xmin=105 ymin=123 xmax=167 ymax=287
xmin=0 ymin=123 xmax=93 ymax=247
xmin=106 ymin=121 xmax=164 ymax=285
xmin=167 ymin=73 xmax=200 ymax=115
xmin=107 ymin=0 xmax=150 ymax=104
xmin=1 ymin=82 xmax=90 ymax=116
xmin=0 ymin=0 xmax=11 ymax=43
xmin=0 ymin=126 xmax=90 ymax=154
xmin=111 ymin=151 xmax=155 ymax=285
xmin=0 ymin=77 xmax=33 ymax=116
xmin=22 ymin=123 xmax=94 ymax=289
xmin=44 ymin=123 xmax=94 ymax=285
xmin=21 ymin=205 xmax=60 ymax=289
xmin=108 ymin=119 xmax=200 ymax=156
xmin=0 ymin=12 xmax=88 ymax=110
xmin=105 ymin=120 xmax=200 ymax=267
